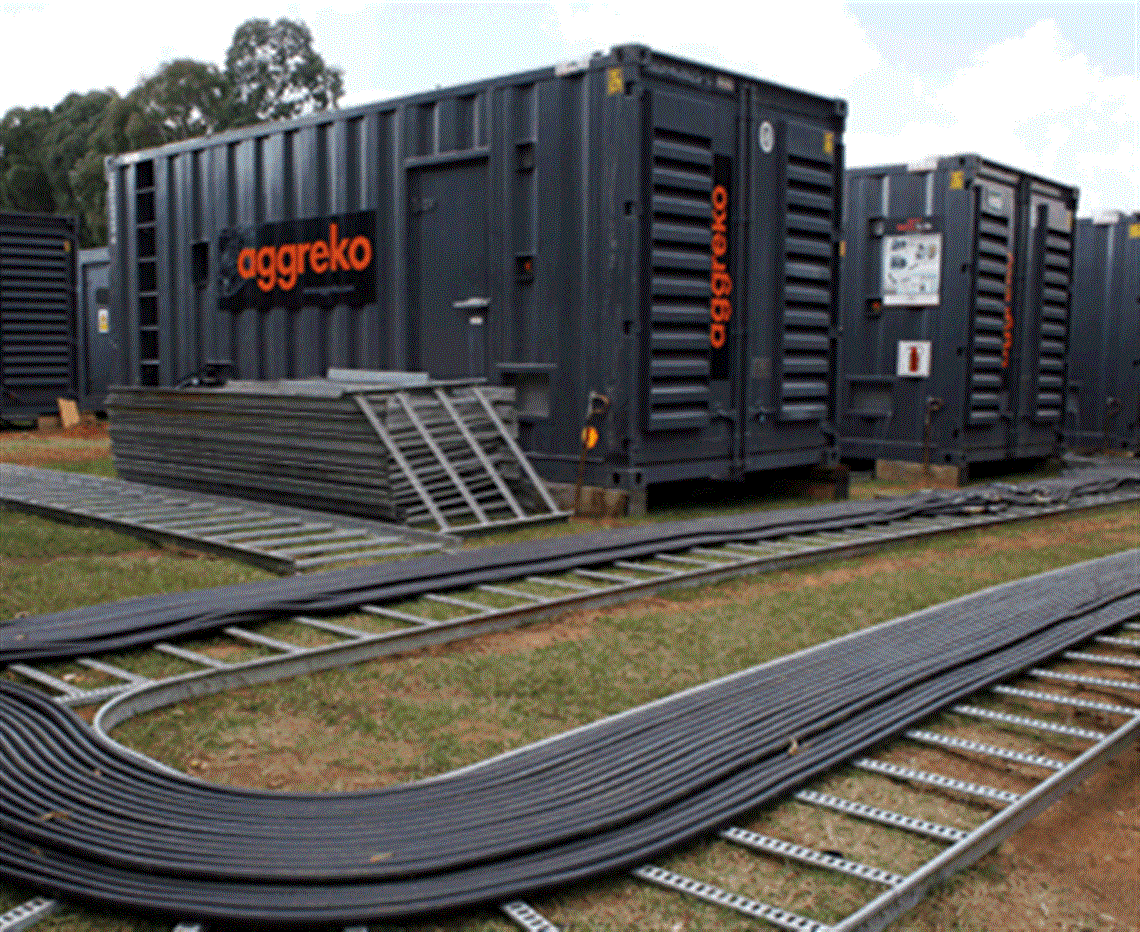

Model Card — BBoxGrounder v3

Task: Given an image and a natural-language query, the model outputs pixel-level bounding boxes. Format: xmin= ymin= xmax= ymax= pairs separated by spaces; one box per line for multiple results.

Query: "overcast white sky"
xmin=2 ymin=0 xmax=1137 ymax=215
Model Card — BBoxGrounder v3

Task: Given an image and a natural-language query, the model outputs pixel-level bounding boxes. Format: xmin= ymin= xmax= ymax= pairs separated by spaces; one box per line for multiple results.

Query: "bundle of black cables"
xmin=3 ymin=550 xmax=1137 ymax=927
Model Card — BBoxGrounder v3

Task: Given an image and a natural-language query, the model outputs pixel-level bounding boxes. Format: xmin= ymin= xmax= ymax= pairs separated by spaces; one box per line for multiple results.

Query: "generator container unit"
xmin=1065 ymin=212 xmax=1140 ymax=453
xmin=78 ymin=246 xmax=113 ymax=411
xmin=0 ymin=212 xmax=80 ymax=423
xmin=105 ymin=45 xmax=846 ymax=500
xmin=837 ymin=154 xmax=1078 ymax=482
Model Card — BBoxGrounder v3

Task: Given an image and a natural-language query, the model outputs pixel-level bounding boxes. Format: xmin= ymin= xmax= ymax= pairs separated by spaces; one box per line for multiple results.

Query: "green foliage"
xmin=0 ymin=106 xmax=56 ymax=212
xmin=130 ymin=58 xmax=232 ymax=141
xmin=0 ymin=16 xmax=342 ymax=246
xmin=224 ymin=17 xmax=344 ymax=127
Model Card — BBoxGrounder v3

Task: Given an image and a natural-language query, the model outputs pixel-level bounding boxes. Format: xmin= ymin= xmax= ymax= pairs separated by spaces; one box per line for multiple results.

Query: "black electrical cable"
xmin=3 ymin=465 xmax=1136 ymax=662
xmin=2 ymin=550 xmax=1137 ymax=927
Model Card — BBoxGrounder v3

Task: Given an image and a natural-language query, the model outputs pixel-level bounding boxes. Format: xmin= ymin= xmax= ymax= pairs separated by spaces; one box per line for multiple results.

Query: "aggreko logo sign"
xmin=237 ymin=223 xmax=373 ymax=292
xmin=709 ymin=183 xmax=732 ymax=349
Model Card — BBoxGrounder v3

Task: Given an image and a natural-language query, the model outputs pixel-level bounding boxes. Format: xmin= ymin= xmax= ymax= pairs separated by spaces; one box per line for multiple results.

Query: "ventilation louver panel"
xmin=0 ymin=231 xmax=74 ymax=399
xmin=778 ymin=133 xmax=835 ymax=422
xmin=968 ymin=199 xmax=1011 ymax=425
xmin=1034 ymin=227 xmax=1072 ymax=422
xmin=647 ymin=128 xmax=713 ymax=432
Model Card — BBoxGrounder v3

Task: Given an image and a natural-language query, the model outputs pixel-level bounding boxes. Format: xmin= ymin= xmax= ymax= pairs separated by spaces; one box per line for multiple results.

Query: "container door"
xmin=1013 ymin=193 xmax=1073 ymax=454
xmin=751 ymin=113 xmax=839 ymax=427
xmin=643 ymin=90 xmax=736 ymax=433
xmin=964 ymin=180 xmax=1016 ymax=437
xmin=408 ymin=158 xmax=490 ymax=378
xmin=84 ymin=268 xmax=112 ymax=407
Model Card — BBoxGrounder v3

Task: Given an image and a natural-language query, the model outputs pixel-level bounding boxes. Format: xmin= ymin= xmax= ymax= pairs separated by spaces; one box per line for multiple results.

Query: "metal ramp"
xmin=351 ymin=384 xmax=566 ymax=534
xmin=0 ymin=464 xmax=452 ymax=574
xmin=107 ymin=376 xmax=569 ymax=536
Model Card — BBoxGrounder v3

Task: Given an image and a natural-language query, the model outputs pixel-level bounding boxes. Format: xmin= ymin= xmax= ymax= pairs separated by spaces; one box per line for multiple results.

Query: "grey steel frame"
xmin=351 ymin=385 xmax=565 ymax=535
xmin=0 ymin=463 xmax=452 ymax=573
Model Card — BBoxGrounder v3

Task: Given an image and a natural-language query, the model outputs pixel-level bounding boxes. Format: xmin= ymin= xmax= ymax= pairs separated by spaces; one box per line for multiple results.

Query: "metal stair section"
xmin=0 ymin=463 xmax=451 ymax=573
xmin=351 ymin=383 xmax=566 ymax=534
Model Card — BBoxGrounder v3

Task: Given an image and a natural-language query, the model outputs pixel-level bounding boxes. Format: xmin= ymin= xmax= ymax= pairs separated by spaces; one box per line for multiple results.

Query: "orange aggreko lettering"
xmin=276 ymin=244 xmax=299 ymax=290
xmin=309 ymin=240 xmax=329 ymax=274
xmin=348 ymin=236 xmax=371 ymax=271
xmin=255 ymin=246 xmax=276 ymax=291
xmin=233 ymin=220 xmax=374 ymax=293
xmin=237 ymin=248 xmax=257 ymax=280
xmin=709 ymin=183 xmax=733 ymax=348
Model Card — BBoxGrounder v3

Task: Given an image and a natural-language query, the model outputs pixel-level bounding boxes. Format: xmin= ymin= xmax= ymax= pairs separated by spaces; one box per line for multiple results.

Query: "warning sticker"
xmin=882 ymin=232 xmax=942 ymax=306
xmin=897 ymin=340 xmax=932 ymax=378
xmin=97 ymin=308 xmax=109 ymax=333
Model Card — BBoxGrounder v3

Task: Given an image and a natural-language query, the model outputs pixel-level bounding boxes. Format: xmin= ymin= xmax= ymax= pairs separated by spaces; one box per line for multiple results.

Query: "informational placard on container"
xmin=881 ymin=231 xmax=942 ymax=306
xmin=216 ymin=211 xmax=376 ymax=311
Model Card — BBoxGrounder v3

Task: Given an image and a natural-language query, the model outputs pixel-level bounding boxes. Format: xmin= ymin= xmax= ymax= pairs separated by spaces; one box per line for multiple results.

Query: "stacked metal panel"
xmin=0 ymin=212 xmax=79 ymax=422
xmin=107 ymin=376 xmax=565 ymax=533
xmin=838 ymin=155 xmax=1079 ymax=471
xmin=1066 ymin=212 xmax=1140 ymax=452
xmin=104 ymin=44 xmax=847 ymax=494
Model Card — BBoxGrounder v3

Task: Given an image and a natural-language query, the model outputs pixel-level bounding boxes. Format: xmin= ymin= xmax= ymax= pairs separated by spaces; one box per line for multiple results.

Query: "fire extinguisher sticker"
xmin=897 ymin=340 xmax=932 ymax=378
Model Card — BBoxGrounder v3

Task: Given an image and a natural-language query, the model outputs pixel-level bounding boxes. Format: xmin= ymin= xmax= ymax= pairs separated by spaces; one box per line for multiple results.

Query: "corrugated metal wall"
xmin=838 ymin=155 xmax=1078 ymax=469
xmin=1066 ymin=213 xmax=1140 ymax=451
xmin=106 ymin=46 xmax=847 ymax=491
xmin=0 ymin=212 xmax=79 ymax=422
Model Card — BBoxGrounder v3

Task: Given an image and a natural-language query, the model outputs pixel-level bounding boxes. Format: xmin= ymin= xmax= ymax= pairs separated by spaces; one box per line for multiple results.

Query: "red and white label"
xmin=897 ymin=340 xmax=932 ymax=378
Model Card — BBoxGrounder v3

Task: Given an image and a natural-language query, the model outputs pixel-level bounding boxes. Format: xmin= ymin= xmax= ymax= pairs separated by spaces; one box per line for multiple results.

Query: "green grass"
xmin=0 ymin=509 xmax=270 ymax=618
xmin=2 ymin=436 xmax=1136 ymax=931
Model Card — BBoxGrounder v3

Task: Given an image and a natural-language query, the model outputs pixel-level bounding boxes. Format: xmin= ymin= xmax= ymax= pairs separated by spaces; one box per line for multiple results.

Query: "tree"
xmin=130 ymin=59 xmax=231 ymax=142
xmin=224 ymin=17 xmax=343 ymax=127
xmin=0 ymin=106 xmax=56 ymax=213
xmin=0 ymin=15 xmax=343 ymax=245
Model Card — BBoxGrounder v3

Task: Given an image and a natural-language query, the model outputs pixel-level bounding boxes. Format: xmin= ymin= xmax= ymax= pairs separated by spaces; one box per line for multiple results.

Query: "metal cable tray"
xmin=0 ymin=463 xmax=452 ymax=573
xmin=4 ymin=464 xmax=1138 ymax=666
xmin=2 ymin=551 xmax=1138 ymax=928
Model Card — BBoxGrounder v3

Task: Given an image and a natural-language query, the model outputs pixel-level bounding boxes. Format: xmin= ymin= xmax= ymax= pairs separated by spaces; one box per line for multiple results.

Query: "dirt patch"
xmin=1007 ymin=744 xmax=1140 ymax=928
xmin=445 ymin=613 xmax=599 ymax=657
xmin=0 ymin=421 xmax=110 ymax=466
xmin=195 ymin=713 xmax=424 ymax=791
xmin=917 ymin=743 xmax=1140 ymax=932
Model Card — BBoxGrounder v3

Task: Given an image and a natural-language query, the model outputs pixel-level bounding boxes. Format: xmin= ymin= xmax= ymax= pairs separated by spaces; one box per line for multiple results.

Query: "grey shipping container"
xmin=105 ymin=44 xmax=846 ymax=493
xmin=1 ymin=212 xmax=80 ymax=422
xmin=1065 ymin=212 xmax=1140 ymax=452
xmin=78 ymin=246 xmax=114 ymax=411
xmin=837 ymin=154 xmax=1078 ymax=472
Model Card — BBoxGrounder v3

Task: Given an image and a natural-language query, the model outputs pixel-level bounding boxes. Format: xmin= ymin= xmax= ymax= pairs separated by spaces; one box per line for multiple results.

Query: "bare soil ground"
xmin=0 ymin=419 xmax=110 ymax=466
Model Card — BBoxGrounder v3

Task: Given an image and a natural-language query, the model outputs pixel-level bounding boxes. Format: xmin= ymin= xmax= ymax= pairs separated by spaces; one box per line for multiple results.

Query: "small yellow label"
xmin=839 ymin=240 xmax=846 ymax=257
xmin=98 ymin=308 xmax=109 ymax=333
xmin=1129 ymin=222 xmax=1140 ymax=239
xmin=949 ymin=170 xmax=965 ymax=190
xmin=607 ymin=67 xmax=624 ymax=96
xmin=582 ymin=425 xmax=600 ymax=450
xmin=823 ymin=132 xmax=834 ymax=156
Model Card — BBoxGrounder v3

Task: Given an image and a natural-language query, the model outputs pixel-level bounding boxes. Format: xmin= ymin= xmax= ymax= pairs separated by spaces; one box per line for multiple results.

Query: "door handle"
xmin=453 ymin=297 xmax=490 ymax=310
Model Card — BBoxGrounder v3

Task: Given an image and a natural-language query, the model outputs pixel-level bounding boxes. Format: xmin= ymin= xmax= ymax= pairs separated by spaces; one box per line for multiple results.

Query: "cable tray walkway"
xmin=0 ymin=463 xmax=453 ymax=573
xmin=107 ymin=377 xmax=570 ymax=536
xmin=4 ymin=570 xmax=1138 ymax=932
